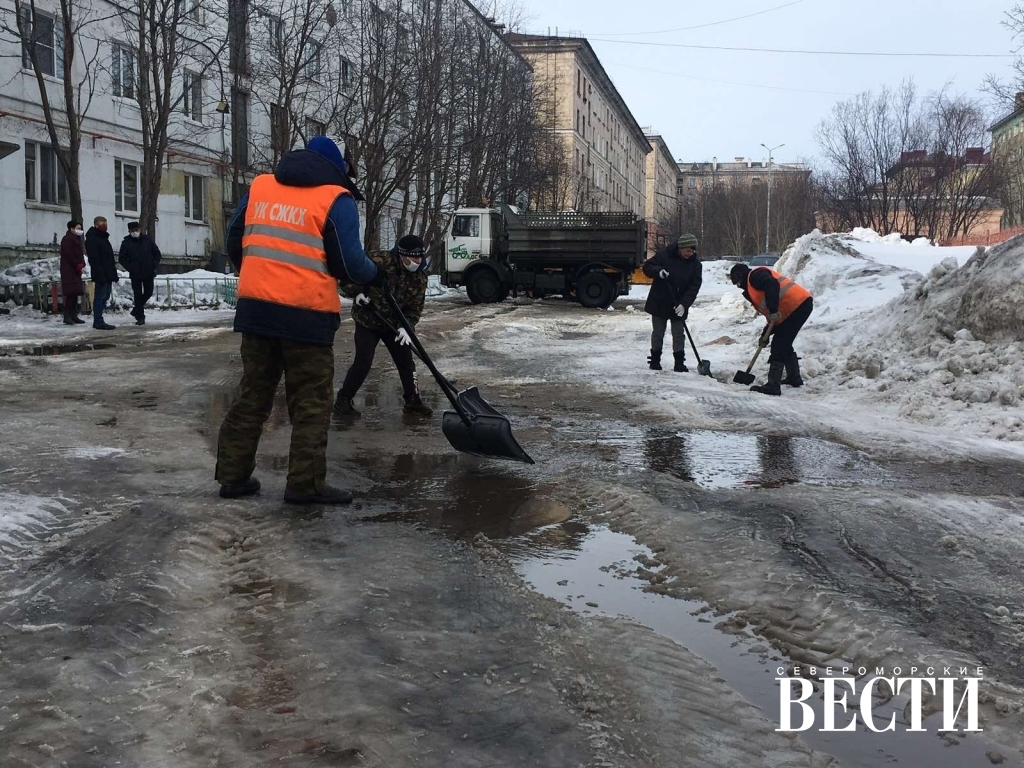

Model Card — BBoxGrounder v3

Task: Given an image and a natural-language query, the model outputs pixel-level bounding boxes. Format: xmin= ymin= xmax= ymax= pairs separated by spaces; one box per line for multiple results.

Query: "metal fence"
xmin=0 ymin=277 xmax=239 ymax=312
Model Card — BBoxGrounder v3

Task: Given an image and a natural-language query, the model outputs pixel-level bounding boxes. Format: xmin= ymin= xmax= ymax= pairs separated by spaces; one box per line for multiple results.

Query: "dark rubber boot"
xmin=63 ymin=312 xmax=75 ymax=325
xmin=219 ymin=476 xmax=261 ymax=499
xmin=332 ymin=396 xmax=359 ymax=417
xmin=781 ymin=352 xmax=804 ymax=387
xmin=284 ymin=485 xmax=353 ymax=506
xmin=648 ymin=349 xmax=662 ymax=370
xmin=72 ymin=310 xmax=86 ymax=324
xmin=751 ymin=360 xmax=785 ymax=396
xmin=673 ymin=351 xmax=688 ymax=373
xmin=403 ymin=395 xmax=433 ymax=415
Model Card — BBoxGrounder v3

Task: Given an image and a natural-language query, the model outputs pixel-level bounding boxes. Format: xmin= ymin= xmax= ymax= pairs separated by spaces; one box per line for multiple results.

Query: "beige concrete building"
xmin=676 ymin=156 xmax=810 ymax=209
xmin=510 ymin=34 xmax=651 ymax=216
xmin=642 ymin=132 xmax=681 ymax=255
xmin=990 ymin=94 xmax=1024 ymax=228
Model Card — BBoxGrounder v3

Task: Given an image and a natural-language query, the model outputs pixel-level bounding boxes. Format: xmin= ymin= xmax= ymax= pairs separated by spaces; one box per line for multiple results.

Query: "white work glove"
xmin=395 ymin=327 xmax=412 ymax=347
xmin=674 ymin=304 xmax=687 ymax=318
xmin=355 ymin=293 xmax=371 ymax=306
xmin=658 ymin=269 xmax=669 ymax=280
xmin=767 ymin=311 xmax=782 ymax=324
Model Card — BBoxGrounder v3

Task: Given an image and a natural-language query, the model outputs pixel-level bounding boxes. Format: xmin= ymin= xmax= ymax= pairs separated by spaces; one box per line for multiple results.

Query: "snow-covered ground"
xmin=462 ymin=230 xmax=1023 ymax=454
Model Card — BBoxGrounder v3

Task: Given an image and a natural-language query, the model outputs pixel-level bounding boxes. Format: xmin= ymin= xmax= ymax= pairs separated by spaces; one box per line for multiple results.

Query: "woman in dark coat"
xmin=641 ymin=233 xmax=702 ymax=371
xmin=59 ymin=220 xmax=86 ymax=325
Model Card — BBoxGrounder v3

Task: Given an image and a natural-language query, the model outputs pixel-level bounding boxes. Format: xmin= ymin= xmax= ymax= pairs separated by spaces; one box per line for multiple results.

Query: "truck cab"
xmin=444 ymin=208 xmax=503 ymax=278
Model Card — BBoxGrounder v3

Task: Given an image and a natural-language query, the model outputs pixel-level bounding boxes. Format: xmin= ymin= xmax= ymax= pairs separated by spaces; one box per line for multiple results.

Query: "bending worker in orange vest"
xmin=216 ymin=136 xmax=385 ymax=504
xmin=729 ymin=263 xmax=814 ymax=396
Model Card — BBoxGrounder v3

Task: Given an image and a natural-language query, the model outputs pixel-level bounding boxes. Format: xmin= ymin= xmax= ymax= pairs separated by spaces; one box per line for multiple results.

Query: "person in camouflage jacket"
xmin=334 ymin=234 xmax=432 ymax=417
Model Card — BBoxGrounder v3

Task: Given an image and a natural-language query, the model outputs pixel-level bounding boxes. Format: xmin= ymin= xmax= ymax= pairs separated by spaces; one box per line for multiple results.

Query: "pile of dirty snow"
xmin=775 ymin=231 xmax=1022 ymax=440
xmin=0 ymin=257 xmax=61 ymax=286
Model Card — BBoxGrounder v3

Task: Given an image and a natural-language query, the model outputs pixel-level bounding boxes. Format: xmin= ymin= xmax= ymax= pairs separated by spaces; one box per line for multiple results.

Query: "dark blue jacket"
xmin=642 ymin=245 xmax=702 ymax=319
xmin=226 ymin=150 xmax=379 ymax=345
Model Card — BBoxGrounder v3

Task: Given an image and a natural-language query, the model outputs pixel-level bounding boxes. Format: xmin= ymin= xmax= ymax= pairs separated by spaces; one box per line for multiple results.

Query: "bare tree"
xmin=2 ymin=0 xmax=103 ymax=223
xmin=983 ymin=3 xmax=1024 ymax=111
xmin=116 ymin=0 xmax=229 ymax=233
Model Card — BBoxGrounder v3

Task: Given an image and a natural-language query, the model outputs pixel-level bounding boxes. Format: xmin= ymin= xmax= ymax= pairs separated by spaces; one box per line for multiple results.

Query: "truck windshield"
xmin=452 ymin=214 xmax=481 ymax=238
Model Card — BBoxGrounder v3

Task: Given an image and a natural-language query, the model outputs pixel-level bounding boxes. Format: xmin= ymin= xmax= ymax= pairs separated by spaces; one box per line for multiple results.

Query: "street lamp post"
xmin=761 ymin=142 xmax=785 ymax=253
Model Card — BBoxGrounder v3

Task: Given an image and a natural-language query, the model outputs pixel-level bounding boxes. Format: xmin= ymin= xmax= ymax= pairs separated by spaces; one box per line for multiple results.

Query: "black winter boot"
xmin=751 ymin=360 xmax=785 ymax=396
xmin=63 ymin=312 xmax=75 ymax=325
xmin=673 ymin=351 xmax=688 ymax=373
xmin=648 ymin=349 xmax=662 ymax=370
xmin=332 ymin=395 xmax=360 ymax=417
xmin=403 ymin=395 xmax=433 ymax=415
xmin=219 ymin=476 xmax=261 ymax=499
xmin=781 ymin=352 xmax=804 ymax=387
xmin=284 ymin=485 xmax=353 ymax=506
xmin=72 ymin=309 xmax=85 ymax=324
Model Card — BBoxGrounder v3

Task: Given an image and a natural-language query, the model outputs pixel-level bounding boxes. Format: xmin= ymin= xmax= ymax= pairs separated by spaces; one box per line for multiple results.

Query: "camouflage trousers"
xmin=215 ymin=334 xmax=334 ymax=495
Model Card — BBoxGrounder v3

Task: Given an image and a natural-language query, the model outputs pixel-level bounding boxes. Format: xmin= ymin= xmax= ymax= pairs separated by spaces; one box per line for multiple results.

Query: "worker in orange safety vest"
xmin=216 ymin=136 xmax=386 ymax=505
xmin=730 ymin=263 xmax=813 ymax=396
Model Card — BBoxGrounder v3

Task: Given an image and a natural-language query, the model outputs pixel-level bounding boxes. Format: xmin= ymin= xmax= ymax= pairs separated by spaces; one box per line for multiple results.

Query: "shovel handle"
xmin=372 ymin=286 xmax=473 ymax=427
xmin=744 ymin=320 xmax=776 ymax=373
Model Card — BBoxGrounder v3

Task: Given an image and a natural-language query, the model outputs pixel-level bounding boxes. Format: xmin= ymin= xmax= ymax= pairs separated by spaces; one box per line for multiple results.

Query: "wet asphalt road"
xmin=1 ymin=300 xmax=1023 ymax=767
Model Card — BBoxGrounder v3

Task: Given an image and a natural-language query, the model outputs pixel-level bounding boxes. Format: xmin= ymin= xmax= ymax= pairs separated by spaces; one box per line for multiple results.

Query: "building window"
xmin=184 ymin=174 xmax=205 ymax=222
xmin=267 ymin=14 xmax=283 ymax=55
xmin=305 ymin=41 xmax=322 ymax=80
xmin=25 ymin=141 xmax=69 ymax=206
xmin=688 ymin=177 xmax=696 ymax=189
xmin=341 ymin=57 xmax=353 ymax=87
xmin=270 ymin=103 xmax=289 ymax=157
xmin=231 ymin=88 xmax=250 ymax=167
xmin=306 ymin=117 xmax=325 ymax=138
xmin=19 ymin=8 xmax=63 ymax=77
xmin=577 ymin=69 xmax=581 ymax=96
xmin=182 ymin=71 xmax=202 ymax=121
xmin=112 ymin=43 xmax=134 ymax=99
xmin=114 ymin=159 xmax=139 ymax=213
xmin=187 ymin=0 xmax=204 ymax=23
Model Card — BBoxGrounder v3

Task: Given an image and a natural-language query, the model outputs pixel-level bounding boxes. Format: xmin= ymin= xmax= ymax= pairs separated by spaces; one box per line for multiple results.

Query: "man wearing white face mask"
xmin=118 ymin=221 xmax=162 ymax=325
xmin=334 ymin=234 xmax=432 ymax=418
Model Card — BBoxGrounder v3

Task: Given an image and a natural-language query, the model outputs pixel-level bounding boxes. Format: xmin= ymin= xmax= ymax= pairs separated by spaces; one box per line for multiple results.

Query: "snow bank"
xmin=0 ymin=257 xmax=61 ymax=286
xmin=771 ymin=230 xmax=1022 ymax=440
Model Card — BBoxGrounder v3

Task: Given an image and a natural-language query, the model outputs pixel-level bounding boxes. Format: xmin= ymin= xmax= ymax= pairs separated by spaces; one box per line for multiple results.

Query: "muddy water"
xmin=609 ymin=426 xmax=887 ymax=489
xmin=352 ymin=422 xmax=1020 ymax=768
xmin=1 ymin=342 xmax=117 ymax=357
xmin=518 ymin=526 xmax=1020 ymax=768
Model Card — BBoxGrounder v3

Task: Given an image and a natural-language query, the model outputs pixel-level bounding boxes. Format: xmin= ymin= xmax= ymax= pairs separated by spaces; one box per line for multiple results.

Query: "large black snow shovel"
xmin=368 ymin=288 xmax=535 ymax=465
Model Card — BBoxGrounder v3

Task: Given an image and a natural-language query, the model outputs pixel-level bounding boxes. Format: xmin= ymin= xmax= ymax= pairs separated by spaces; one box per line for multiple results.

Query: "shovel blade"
xmin=733 ymin=370 xmax=756 ymax=385
xmin=440 ymin=387 xmax=535 ymax=464
xmin=698 ymin=360 xmax=712 ymax=377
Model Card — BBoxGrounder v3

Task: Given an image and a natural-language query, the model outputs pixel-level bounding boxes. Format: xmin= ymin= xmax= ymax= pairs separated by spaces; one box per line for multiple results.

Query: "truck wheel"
xmin=577 ymin=272 xmax=615 ymax=309
xmin=466 ymin=269 xmax=507 ymax=304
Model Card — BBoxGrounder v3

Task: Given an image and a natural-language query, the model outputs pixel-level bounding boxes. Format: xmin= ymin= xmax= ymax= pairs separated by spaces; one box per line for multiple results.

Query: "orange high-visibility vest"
xmin=238 ymin=175 xmax=349 ymax=314
xmin=746 ymin=267 xmax=811 ymax=321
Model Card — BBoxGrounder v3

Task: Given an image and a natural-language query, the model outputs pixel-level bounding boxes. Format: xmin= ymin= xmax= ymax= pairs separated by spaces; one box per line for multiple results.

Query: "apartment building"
xmin=509 ymin=33 xmax=650 ymax=216
xmin=676 ymin=156 xmax=810 ymax=208
xmin=0 ymin=0 xmax=521 ymax=268
xmin=642 ymin=132 xmax=680 ymax=255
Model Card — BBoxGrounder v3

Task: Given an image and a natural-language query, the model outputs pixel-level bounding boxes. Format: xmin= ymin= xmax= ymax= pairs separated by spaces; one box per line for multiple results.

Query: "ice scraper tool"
xmin=733 ymin=321 xmax=775 ymax=386
xmin=370 ymin=291 xmax=535 ymax=464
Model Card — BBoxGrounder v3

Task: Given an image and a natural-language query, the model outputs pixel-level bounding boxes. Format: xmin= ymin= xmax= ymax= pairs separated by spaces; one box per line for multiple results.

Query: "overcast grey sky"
xmin=525 ymin=0 xmax=1017 ymax=166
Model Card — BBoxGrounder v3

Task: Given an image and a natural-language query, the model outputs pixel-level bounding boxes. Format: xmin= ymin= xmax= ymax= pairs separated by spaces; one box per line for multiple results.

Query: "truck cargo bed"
xmin=501 ymin=205 xmax=645 ymax=271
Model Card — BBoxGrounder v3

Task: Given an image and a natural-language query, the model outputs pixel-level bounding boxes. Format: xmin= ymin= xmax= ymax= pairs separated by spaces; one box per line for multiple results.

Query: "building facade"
xmin=642 ymin=132 xmax=679 ymax=255
xmin=0 ymin=0 xmax=527 ymax=269
xmin=676 ymin=156 xmax=810 ymax=208
xmin=510 ymin=34 xmax=650 ymax=217
xmin=991 ymin=94 xmax=1024 ymax=229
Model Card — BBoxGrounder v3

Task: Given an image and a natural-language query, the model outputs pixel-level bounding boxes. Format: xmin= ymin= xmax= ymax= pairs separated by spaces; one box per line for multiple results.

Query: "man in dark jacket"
xmin=118 ymin=221 xmax=162 ymax=325
xmin=334 ymin=234 xmax=432 ymax=418
xmin=85 ymin=216 xmax=118 ymax=330
xmin=216 ymin=136 xmax=384 ymax=506
xmin=59 ymin=220 xmax=86 ymax=325
xmin=641 ymin=233 xmax=703 ymax=371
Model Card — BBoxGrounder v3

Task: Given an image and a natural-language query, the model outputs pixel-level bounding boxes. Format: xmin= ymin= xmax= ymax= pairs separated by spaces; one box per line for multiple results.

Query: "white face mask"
xmin=403 ymin=260 xmax=421 ymax=273
xmin=73 ymin=229 xmax=83 ymax=236
xmin=130 ymin=232 xmax=140 ymax=239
